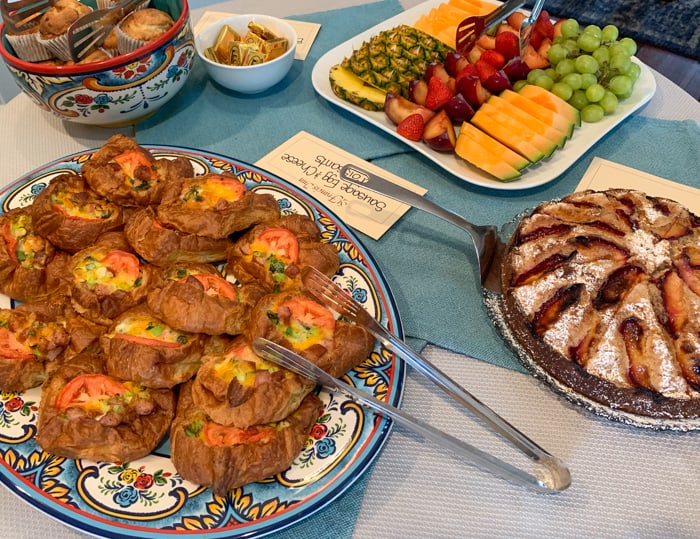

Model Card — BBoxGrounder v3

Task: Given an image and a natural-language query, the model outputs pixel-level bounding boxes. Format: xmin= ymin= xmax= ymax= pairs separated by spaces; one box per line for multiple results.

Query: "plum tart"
xmin=500 ymin=189 xmax=700 ymax=421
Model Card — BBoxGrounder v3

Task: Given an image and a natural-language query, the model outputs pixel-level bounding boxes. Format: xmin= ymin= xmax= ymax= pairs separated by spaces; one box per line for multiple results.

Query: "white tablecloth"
xmin=1 ymin=1 xmax=699 ymax=538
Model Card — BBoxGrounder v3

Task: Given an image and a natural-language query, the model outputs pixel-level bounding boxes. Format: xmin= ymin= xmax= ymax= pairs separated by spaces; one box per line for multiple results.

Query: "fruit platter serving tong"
xmin=340 ymin=164 xmax=503 ymax=291
xmin=1 ymin=0 xmax=52 ymax=32
xmin=455 ymin=0 xmax=526 ymax=55
xmin=67 ymin=0 xmax=145 ymax=61
xmin=300 ymin=266 xmax=571 ymax=492
xmin=254 ymin=337 xmax=568 ymax=493
xmin=519 ymin=0 xmax=547 ymax=56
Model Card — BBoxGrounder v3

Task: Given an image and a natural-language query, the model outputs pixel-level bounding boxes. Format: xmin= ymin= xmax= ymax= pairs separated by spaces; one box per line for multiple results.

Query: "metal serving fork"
xmin=1 ymin=0 xmax=51 ymax=32
xmin=339 ymin=164 xmax=502 ymax=291
xmin=301 ymin=265 xmax=571 ymax=492
xmin=253 ymin=338 xmax=564 ymax=493
xmin=66 ymin=0 xmax=144 ymax=61
xmin=519 ymin=0 xmax=547 ymax=56
xmin=455 ymin=0 xmax=526 ymax=54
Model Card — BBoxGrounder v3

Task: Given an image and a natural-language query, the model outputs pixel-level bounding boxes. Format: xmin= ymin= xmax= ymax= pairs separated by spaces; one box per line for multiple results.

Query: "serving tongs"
xmin=455 ymin=0 xmax=526 ymax=55
xmin=300 ymin=266 xmax=571 ymax=493
xmin=66 ymin=0 xmax=145 ymax=61
xmin=254 ymin=337 xmax=567 ymax=493
xmin=518 ymin=0 xmax=547 ymax=56
xmin=1 ymin=0 xmax=52 ymax=32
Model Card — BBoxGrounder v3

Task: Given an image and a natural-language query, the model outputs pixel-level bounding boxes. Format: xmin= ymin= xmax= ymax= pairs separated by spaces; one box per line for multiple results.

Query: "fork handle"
xmin=339 ymin=164 xmax=494 ymax=253
xmin=484 ymin=0 xmax=527 ymax=30
xmin=366 ymin=323 xmax=571 ymax=491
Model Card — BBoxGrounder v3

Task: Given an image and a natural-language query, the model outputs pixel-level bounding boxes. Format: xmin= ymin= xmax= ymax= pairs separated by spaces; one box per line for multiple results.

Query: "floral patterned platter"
xmin=0 ymin=146 xmax=406 ymax=538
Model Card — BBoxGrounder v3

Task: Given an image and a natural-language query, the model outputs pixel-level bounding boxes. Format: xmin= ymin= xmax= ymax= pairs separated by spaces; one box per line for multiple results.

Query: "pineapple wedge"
xmin=329 ymin=65 xmax=387 ymax=112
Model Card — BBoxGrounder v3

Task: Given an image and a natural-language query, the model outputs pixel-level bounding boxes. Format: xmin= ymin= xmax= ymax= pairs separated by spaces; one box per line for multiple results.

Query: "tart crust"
xmin=500 ymin=189 xmax=700 ymax=420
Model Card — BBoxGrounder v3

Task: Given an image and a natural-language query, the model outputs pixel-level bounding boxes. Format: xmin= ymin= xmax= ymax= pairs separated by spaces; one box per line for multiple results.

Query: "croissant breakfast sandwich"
xmin=147 ymin=263 xmax=265 ymax=336
xmin=69 ymin=235 xmax=158 ymax=325
xmin=30 ymin=173 xmax=124 ymax=254
xmin=124 ymin=206 xmax=232 ymax=267
xmin=0 ymin=304 xmax=70 ymax=392
xmin=246 ymin=289 xmax=375 ymax=377
xmin=101 ymin=304 xmax=207 ymax=389
xmin=36 ymin=350 xmax=176 ymax=462
xmin=156 ymin=172 xmax=281 ymax=238
xmin=170 ymin=380 xmax=322 ymax=496
xmin=82 ymin=134 xmax=194 ymax=207
xmin=226 ymin=214 xmax=340 ymax=292
xmin=0 ymin=207 xmax=72 ymax=302
xmin=191 ymin=335 xmax=314 ymax=428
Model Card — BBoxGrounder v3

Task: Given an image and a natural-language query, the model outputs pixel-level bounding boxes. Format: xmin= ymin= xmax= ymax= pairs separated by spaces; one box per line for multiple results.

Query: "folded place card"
xmin=256 ymin=131 xmax=427 ymax=240
xmin=193 ymin=11 xmax=320 ymax=60
xmin=576 ymin=157 xmax=700 ymax=215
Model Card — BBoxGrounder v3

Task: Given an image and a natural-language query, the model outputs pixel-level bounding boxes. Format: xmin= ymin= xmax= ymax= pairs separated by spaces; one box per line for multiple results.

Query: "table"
xmin=1 ymin=1 xmax=700 ymax=538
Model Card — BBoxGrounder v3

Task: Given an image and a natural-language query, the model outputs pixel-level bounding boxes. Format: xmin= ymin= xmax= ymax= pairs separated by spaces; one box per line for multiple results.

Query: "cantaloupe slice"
xmin=455 ymin=131 xmax=522 ymax=181
xmin=471 ymin=107 xmax=555 ymax=162
xmin=500 ymin=89 xmax=574 ymax=138
xmin=451 ymin=0 xmax=498 ymax=14
xmin=518 ymin=84 xmax=581 ymax=128
xmin=459 ymin=122 xmax=530 ymax=171
xmin=484 ymin=96 xmax=568 ymax=148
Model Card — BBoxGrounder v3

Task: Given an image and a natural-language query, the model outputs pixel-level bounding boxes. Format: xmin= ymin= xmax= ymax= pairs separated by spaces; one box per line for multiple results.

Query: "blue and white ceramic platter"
xmin=0 ymin=146 xmax=406 ymax=538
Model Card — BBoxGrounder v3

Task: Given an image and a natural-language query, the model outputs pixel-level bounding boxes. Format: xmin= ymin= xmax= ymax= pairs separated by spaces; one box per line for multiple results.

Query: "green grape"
xmin=625 ymin=62 xmax=641 ymax=82
xmin=608 ymin=74 xmax=633 ymax=96
xmin=544 ymin=68 xmax=557 ymax=80
xmin=580 ymin=72 xmax=598 ymax=89
xmin=599 ymin=90 xmax=619 ymax=114
xmin=574 ymin=54 xmax=599 ymax=74
xmin=548 ymin=43 xmax=568 ymax=65
xmin=551 ymin=82 xmax=573 ymax=101
xmin=601 ymin=24 xmax=619 ymax=43
xmin=561 ymin=72 xmax=583 ymax=90
xmin=562 ymin=38 xmax=579 ymax=55
xmin=585 ymin=83 xmax=606 ymax=102
xmin=560 ymin=19 xmax=580 ymax=39
xmin=609 ymin=53 xmax=631 ymax=72
xmin=569 ymin=89 xmax=590 ymax=110
xmin=619 ymin=37 xmax=637 ymax=56
xmin=527 ymin=69 xmax=545 ymax=84
xmin=581 ymin=104 xmax=605 ymax=123
xmin=592 ymin=46 xmax=609 ymax=66
xmin=555 ymin=58 xmax=576 ymax=77
xmin=534 ymin=75 xmax=554 ymax=90
xmin=512 ymin=79 xmax=528 ymax=92
xmin=608 ymin=42 xmax=628 ymax=58
xmin=577 ymin=32 xmax=601 ymax=53
xmin=583 ymin=25 xmax=602 ymax=39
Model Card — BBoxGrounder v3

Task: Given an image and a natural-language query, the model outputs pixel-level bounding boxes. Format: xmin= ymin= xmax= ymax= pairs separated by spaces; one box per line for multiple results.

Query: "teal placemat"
xmin=137 ymin=0 xmax=408 ymax=161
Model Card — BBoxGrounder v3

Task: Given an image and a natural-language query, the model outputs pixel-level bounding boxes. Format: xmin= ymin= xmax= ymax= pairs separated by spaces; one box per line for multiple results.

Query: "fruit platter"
xmin=311 ymin=0 xmax=656 ymax=190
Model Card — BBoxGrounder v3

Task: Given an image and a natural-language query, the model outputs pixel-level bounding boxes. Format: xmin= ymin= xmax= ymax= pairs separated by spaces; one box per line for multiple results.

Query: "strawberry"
xmin=480 ymin=50 xmax=506 ymax=70
xmin=425 ymin=75 xmax=453 ymax=111
xmin=534 ymin=10 xmax=555 ymax=40
xmin=396 ymin=113 xmax=425 ymax=141
xmin=455 ymin=63 xmax=479 ymax=82
xmin=494 ymin=31 xmax=520 ymax=61
xmin=475 ymin=59 xmax=497 ymax=82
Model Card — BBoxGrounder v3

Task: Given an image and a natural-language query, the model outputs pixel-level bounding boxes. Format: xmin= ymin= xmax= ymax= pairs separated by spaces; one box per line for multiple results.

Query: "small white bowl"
xmin=195 ymin=14 xmax=297 ymax=94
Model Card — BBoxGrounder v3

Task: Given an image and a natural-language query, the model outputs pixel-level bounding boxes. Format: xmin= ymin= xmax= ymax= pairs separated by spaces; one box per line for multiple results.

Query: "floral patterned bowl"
xmin=0 ymin=0 xmax=194 ymax=127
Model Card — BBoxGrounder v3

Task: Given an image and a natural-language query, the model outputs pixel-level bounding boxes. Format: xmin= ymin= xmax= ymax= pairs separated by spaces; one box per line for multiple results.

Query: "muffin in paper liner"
xmin=115 ymin=7 xmax=173 ymax=54
xmin=36 ymin=0 xmax=93 ymax=62
xmin=5 ymin=27 xmax=54 ymax=62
